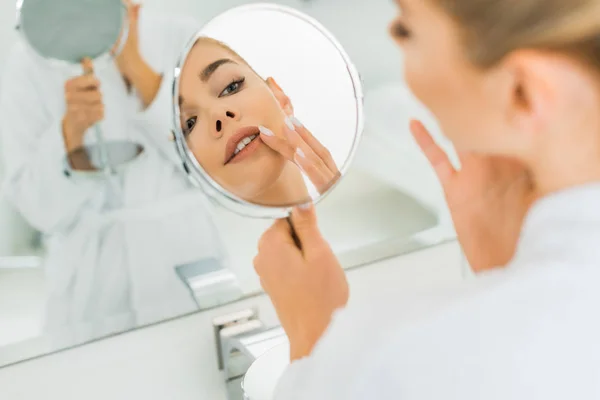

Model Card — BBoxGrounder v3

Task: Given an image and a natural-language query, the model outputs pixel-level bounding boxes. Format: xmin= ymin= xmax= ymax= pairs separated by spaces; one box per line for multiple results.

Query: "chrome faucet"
xmin=213 ymin=309 xmax=287 ymax=400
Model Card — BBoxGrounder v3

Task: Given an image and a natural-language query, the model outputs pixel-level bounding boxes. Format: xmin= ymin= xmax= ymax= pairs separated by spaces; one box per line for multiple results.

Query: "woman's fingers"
xmin=283 ymin=120 xmax=321 ymax=163
xmin=289 ymin=117 xmax=339 ymax=174
xmin=260 ymin=120 xmax=339 ymax=194
xmin=410 ymin=119 xmax=456 ymax=186
xmin=283 ymin=120 xmax=334 ymax=187
xmin=66 ymin=90 xmax=102 ymax=105
xmin=259 ymin=126 xmax=296 ymax=159
xmin=294 ymin=148 xmax=331 ymax=192
xmin=66 ymin=74 xmax=100 ymax=92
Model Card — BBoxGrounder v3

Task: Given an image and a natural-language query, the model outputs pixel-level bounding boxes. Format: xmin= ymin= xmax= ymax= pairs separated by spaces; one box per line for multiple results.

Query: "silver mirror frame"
xmin=171 ymin=3 xmax=365 ymax=219
xmin=15 ymin=0 xmax=130 ymax=69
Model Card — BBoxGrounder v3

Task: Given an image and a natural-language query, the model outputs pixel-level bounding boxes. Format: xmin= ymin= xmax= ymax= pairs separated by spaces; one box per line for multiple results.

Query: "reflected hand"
xmin=259 ymin=117 xmax=340 ymax=194
xmin=254 ymin=204 xmax=349 ymax=361
xmin=112 ymin=1 xmax=161 ymax=107
xmin=411 ymin=120 xmax=538 ymax=272
xmin=62 ymin=58 xmax=104 ymax=153
xmin=113 ymin=0 xmax=143 ymax=81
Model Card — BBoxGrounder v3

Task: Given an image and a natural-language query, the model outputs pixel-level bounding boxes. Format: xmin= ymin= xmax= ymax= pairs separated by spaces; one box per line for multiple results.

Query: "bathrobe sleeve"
xmin=0 ymin=44 xmax=101 ymax=234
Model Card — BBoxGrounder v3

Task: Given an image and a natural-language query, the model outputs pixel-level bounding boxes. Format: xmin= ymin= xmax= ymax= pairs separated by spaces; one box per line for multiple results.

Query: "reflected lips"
xmin=224 ymin=126 xmax=262 ymax=165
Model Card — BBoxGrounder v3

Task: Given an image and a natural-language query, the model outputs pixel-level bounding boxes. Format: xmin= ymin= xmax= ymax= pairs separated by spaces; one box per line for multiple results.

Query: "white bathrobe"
xmin=0 ymin=12 xmax=221 ymax=346
xmin=274 ymin=182 xmax=600 ymax=399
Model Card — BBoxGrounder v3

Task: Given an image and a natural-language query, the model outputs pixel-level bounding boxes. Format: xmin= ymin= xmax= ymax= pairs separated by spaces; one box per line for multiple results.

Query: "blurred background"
xmin=0 ymin=0 xmax=404 ymax=264
xmin=0 ymin=0 xmax=456 ymax=360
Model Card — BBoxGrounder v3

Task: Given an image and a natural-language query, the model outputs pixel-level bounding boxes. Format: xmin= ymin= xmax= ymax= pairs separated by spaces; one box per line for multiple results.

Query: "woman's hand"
xmin=259 ymin=117 xmax=341 ymax=194
xmin=253 ymin=204 xmax=349 ymax=361
xmin=62 ymin=58 xmax=104 ymax=153
xmin=411 ymin=120 xmax=538 ymax=272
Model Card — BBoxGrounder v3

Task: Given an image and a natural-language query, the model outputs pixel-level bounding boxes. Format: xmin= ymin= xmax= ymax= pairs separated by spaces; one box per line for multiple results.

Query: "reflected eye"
xmin=184 ymin=116 xmax=197 ymax=135
xmin=391 ymin=21 xmax=411 ymax=39
xmin=220 ymin=78 xmax=245 ymax=97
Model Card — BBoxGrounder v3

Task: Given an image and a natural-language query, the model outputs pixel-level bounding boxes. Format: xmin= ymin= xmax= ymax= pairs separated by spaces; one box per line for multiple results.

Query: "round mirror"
xmin=16 ymin=0 xmax=128 ymax=68
xmin=172 ymin=4 xmax=364 ymax=218
xmin=16 ymin=0 xmax=143 ymax=181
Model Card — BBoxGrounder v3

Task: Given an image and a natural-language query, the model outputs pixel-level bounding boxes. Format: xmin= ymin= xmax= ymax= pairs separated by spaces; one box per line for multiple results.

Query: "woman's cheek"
xmin=403 ymin=61 xmax=431 ymax=107
xmin=260 ymin=92 xmax=286 ymax=126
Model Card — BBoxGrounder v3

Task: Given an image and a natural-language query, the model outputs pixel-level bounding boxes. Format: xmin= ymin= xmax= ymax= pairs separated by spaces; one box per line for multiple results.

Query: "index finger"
xmin=258 ymin=126 xmax=295 ymax=159
xmin=289 ymin=117 xmax=338 ymax=173
xmin=410 ymin=119 xmax=456 ymax=186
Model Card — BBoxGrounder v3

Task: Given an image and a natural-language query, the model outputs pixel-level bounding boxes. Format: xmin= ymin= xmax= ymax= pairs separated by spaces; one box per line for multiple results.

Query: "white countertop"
xmin=0 ymin=240 xmax=464 ymax=400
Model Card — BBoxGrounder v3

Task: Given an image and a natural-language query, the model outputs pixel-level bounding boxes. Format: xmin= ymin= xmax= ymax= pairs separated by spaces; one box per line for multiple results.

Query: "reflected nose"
xmin=214 ymin=110 xmax=238 ymax=136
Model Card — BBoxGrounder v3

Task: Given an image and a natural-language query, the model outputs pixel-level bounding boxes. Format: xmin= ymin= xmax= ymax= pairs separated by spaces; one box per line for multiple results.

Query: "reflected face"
xmin=179 ymin=40 xmax=290 ymax=200
xmin=390 ymin=0 xmax=505 ymax=153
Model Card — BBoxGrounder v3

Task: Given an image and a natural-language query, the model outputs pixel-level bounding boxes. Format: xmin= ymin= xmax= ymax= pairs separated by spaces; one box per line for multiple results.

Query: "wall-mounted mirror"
xmin=0 ymin=0 xmax=457 ymax=369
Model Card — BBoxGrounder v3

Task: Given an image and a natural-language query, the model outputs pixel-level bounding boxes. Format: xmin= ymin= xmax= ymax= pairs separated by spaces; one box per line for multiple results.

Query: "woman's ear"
xmin=503 ymin=51 xmax=565 ymax=145
xmin=266 ymin=77 xmax=294 ymax=115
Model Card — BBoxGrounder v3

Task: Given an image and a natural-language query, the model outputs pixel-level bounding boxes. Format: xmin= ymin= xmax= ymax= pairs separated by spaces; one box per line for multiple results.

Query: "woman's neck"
xmin=250 ymin=162 xmax=309 ymax=207
xmin=526 ymin=135 xmax=600 ymax=197
xmin=532 ymin=161 xmax=600 ymax=197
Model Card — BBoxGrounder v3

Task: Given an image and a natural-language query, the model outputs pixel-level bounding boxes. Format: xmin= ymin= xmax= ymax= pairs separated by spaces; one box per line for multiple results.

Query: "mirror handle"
xmin=286 ymin=216 xmax=302 ymax=250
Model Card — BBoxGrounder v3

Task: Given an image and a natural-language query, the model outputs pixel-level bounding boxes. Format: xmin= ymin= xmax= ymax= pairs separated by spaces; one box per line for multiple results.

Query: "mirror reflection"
xmin=0 ymin=1 xmax=456 ymax=369
xmin=0 ymin=0 xmax=222 ymax=362
xmin=179 ymin=37 xmax=340 ymax=206
xmin=173 ymin=5 xmax=361 ymax=213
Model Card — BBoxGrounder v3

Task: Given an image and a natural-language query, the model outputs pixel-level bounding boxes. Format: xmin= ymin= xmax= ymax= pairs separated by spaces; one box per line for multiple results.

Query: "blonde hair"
xmin=436 ymin=0 xmax=600 ymax=68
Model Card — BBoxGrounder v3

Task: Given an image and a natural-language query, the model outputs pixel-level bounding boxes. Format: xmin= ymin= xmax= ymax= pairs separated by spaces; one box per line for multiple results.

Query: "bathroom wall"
xmin=0 ymin=2 xmax=17 ymax=75
xmin=0 ymin=0 xmax=402 ymax=87
xmin=139 ymin=0 xmax=404 ymax=89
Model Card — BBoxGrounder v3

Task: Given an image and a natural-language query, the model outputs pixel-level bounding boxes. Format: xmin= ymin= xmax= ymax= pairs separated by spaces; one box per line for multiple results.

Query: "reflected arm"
xmin=130 ymin=14 xmax=200 ymax=163
xmin=127 ymin=55 xmax=162 ymax=109
xmin=133 ymin=13 xmax=200 ymax=114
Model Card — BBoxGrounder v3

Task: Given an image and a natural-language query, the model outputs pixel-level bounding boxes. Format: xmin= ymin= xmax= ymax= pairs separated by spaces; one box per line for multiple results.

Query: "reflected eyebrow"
xmin=200 ymin=58 xmax=237 ymax=82
xmin=178 ymin=96 xmax=194 ymax=116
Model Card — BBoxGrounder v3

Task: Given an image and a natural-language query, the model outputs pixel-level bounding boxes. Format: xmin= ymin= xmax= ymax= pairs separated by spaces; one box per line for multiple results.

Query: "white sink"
xmin=214 ymin=164 xmax=455 ymax=296
xmin=319 ymin=167 xmax=451 ymax=269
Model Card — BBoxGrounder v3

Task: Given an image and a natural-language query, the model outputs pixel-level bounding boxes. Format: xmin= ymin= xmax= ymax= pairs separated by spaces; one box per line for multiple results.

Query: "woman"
xmin=178 ymin=37 xmax=339 ymax=206
xmin=0 ymin=3 xmax=218 ymax=344
xmin=254 ymin=0 xmax=600 ymax=398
